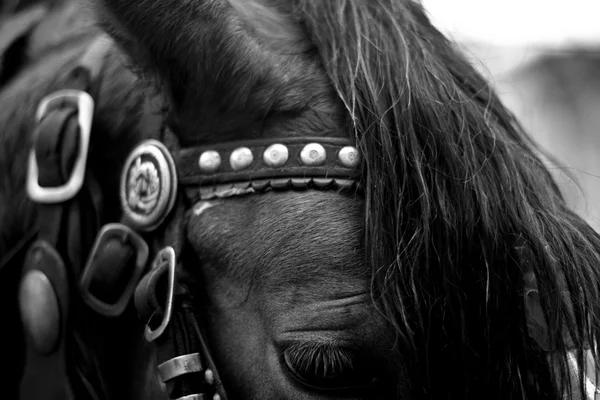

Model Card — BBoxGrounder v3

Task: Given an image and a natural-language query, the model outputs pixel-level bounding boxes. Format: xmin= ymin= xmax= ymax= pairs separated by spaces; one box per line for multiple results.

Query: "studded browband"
xmin=179 ymin=136 xmax=360 ymax=184
xmin=120 ymin=136 xmax=361 ymax=231
xmin=177 ymin=136 xmax=361 ymax=201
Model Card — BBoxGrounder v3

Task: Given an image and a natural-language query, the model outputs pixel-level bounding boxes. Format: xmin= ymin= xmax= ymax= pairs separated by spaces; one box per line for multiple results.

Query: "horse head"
xmin=3 ymin=0 xmax=600 ymax=399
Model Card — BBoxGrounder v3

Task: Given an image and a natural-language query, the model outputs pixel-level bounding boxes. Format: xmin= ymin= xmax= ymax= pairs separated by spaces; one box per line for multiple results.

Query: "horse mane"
xmin=296 ymin=1 xmax=600 ymax=398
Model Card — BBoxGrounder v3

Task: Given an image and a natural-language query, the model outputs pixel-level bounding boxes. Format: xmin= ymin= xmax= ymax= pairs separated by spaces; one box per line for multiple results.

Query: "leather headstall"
xmin=11 ymin=32 xmax=361 ymax=400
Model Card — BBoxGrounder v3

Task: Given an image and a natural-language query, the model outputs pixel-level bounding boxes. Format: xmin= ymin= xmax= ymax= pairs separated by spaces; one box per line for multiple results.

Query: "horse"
xmin=2 ymin=0 xmax=600 ymax=399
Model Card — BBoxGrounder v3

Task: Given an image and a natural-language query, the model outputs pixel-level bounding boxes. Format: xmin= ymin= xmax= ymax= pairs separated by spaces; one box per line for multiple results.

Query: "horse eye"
xmin=281 ymin=342 xmax=379 ymax=393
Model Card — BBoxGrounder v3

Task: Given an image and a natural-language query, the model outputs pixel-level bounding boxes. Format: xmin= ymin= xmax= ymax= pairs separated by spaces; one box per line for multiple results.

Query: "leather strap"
xmin=20 ymin=85 xmax=102 ymax=400
xmin=0 ymin=228 xmax=37 ymax=273
xmin=178 ymin=137 xmax=359 ymax=186
xmin=20 ymin=241 xmax=74 ymax=400
xmin=131 ymin=157 xmax=229 ymax=400
xmin=137 ymin=277 xmax=229 ymax=400
xmin=18 ymin=35 xmax=113 ymax=400
xmin=188 ymin=301 xmax=229 ymax=400
xmin=155 ymin=294 xmax=209 ymax=399
xmin=0 ymin=3 xmax=48 ymax=85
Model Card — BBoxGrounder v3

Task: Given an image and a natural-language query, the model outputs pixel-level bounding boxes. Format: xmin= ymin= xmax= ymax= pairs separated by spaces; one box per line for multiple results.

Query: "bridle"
xmin=2 ymin=32 xmax=361 ymax=400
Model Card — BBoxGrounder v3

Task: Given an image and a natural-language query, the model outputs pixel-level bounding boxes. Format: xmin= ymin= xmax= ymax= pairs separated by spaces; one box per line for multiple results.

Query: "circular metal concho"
xmin=120 ymin=140 xmax=178 ymax=232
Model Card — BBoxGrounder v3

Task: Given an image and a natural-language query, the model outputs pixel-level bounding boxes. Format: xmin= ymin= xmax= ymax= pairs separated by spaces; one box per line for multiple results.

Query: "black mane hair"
xmin=295 ymin=1 xmax=600 ymax=398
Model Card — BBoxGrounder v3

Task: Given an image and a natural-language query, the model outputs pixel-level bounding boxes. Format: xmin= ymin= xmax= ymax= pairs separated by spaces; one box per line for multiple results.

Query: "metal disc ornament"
xmin=120 ymin=140 xmax=178 ymax=232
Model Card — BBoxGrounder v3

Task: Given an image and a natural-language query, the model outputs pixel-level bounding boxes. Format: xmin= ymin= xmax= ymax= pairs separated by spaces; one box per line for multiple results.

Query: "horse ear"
xmin=87 ymin=0 xmax=342 ymax=143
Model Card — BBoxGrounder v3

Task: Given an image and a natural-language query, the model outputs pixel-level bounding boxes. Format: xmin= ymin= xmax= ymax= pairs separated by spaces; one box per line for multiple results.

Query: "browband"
xmin=177 ymin=137 xmax=360 ymax=186
xmin=120 ymin=136 xmax=361 ymax=233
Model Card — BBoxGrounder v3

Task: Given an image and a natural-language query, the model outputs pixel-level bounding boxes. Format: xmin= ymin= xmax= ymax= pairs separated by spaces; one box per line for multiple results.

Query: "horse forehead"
xmin=185 ymin=191 xmax=367 ymax=295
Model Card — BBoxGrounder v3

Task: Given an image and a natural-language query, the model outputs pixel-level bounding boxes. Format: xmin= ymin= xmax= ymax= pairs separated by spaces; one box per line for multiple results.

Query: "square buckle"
xmin=79 ymin=223 xmax=149 ymax=317
xmin=26 ymin=89 xmax=94 ymax=203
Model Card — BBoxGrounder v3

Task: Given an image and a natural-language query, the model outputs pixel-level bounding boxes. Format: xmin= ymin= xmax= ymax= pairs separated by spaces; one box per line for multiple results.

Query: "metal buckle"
xmin=27 ymin=89 xmax=94 ymax=203
xmin=80 ymin=223 xmax=149 ymax=317
xmin=157 ymin=353 xmax=203 ymax=383
xmin=145 ymin=246 xmax=176 ymax=342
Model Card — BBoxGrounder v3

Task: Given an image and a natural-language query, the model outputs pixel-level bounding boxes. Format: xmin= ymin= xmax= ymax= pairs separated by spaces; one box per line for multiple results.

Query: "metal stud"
xmin=230 ymin=147 xmax=253 ymax=171
xmin=300 ymin=143 xmax=327 ymax=166
xmin=19 ymin=270 xmax=60 ymax=354
xmin=338 ymin=146 xmax=360 ymax=168
xmin=199 ymin=150 xmax=222 ymax=173
xmin=263 ymin=144 xmax=289 ymax=167
xmin=204 ymin=369 xmax=215 ymax=385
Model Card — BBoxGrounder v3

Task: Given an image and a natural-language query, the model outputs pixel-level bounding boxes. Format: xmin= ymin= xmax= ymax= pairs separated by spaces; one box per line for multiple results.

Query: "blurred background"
xmin=422 ymin=0 xmax=600 ymax=231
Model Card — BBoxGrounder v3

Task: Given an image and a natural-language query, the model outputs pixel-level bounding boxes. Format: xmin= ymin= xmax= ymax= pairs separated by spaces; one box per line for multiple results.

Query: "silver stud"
xmin=230 ymin=147 xmax=254 ymax=171
xmin=263 ymin=144 xmax=289 ymax=167
xmin=300 ymin=143 xmax=326 ymax=166
xmin=338 ymin=146 xmax=360 ymax=168
xmin=205 ymin=369 xmax=215 ymax=385
xmin=198 ymin=150 xmax=221 ymax=173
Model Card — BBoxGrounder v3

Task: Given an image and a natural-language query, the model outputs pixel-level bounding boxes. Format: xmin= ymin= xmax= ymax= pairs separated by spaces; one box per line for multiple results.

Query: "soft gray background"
xmin=424 ymin=0 xmax=600 ymax=231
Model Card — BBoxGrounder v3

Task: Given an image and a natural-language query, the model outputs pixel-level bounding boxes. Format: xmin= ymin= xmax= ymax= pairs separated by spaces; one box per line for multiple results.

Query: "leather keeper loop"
xmin=80 ymin=223 xmax=149 ymax=317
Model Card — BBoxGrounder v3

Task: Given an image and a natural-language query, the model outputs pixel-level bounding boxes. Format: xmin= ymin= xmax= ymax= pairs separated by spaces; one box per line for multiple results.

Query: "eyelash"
xmin=281 ymin=342 xmax=379 ymax=393
xmin=283 ymin=342 xmax=355 ymax=380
